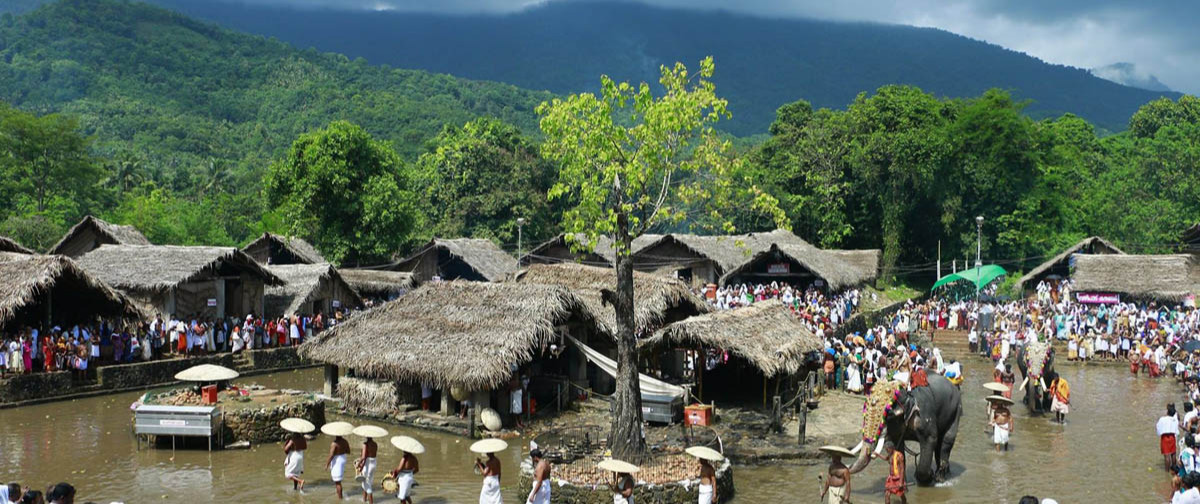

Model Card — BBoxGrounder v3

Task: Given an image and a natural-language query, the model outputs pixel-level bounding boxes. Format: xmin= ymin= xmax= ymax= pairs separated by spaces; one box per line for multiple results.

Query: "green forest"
xmin=1 ymin=0 xmax=1198 ymax=282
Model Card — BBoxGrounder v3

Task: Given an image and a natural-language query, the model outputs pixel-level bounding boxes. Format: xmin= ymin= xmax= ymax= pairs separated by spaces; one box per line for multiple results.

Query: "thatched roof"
xmin=242 ymin=232 xmax=327 ymax=265
xmin=47 ymin=215 xmax=150 ymax=255
xmin=639 ymin=300 xmax=820 ymax=377
xmin=521 ymin=233 xmax=664 ymax=267
xmin=395 ymin=238 xmax=515 ymax=282
xmin=720 ymin=243 xmax=875 ymax=290
xmin=514 ymin=262 xmax=710 ymax=334
xmin=298 ymin=281 xmax=602 ymax=390
xmin=0 ymin=236 xmax=33 ymax=255
xmin=265 ymin=263 xmax=363 ymax=316
xmin=76 ymin=245 xmax=283 ymax=292
xmin=636 ymin=229 xmax=812 ymax=274
xmin=339 ymin=269 xmax=416 ymax=297
xmin=0 ymin=253 xmax=145 ymax=327
xmin=1072 ymin=254 xmax=1200 ymax=300
xmin=1016 ymin=236 xmax=1125 ymax=290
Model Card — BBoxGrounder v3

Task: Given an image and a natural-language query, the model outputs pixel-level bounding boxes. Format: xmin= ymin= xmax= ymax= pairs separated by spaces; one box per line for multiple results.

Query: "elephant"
xmin=1016 ymin=340 xmax=1055 ymax=413
xmin=848 ymin=373 xmax=963 ymax=485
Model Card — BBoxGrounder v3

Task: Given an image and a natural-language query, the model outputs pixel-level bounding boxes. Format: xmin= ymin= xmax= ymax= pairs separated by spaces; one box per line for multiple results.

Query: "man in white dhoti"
xmin=390 ymin=450 xmax=419 ymax=504
xmin=990 ymin=401 xmax=1013 ymax=451
xmin=283 ymin=432 xmax=306 ymax=491
xmin=476 ymin=452 xmax=503 ymax=504
xmin=526 ymin=449 xmax=551 ymax=504
xmin=357 ymin=435 xmax=379 ymax=504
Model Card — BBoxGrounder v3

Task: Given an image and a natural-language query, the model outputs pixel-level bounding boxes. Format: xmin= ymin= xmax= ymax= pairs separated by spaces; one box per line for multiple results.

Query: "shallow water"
xmin=0 ymin=364 xmax=1181 ymax=503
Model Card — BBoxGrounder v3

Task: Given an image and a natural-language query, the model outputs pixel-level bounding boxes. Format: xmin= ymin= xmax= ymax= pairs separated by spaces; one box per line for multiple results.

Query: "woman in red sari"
xmin=43 ymin=336 xmax=55 ymax=372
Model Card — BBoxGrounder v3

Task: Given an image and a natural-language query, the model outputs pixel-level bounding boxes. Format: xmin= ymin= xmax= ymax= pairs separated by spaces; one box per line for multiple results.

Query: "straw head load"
xmin=352 ymin=425 xmax=388 ymax=438
xmin=390 ymin=435 xmax=426 ymax=454
xmin=174 ymin=364 xmax=239 ymax=382
xmin=818 ymin=445 xmax=856 ymax=458
xmin=982 ymin=382 xmax=1010 ymax=393
xmin=470 ymin=438 xmax=509 ymax=454
xmin=685 ymin=446 xmax=724 ymax=461
xmin=597 ymin=459 xmax=640 ymax=473
xmin=280 ymin=418 xmax=316 ymax=434
xmin=320 ymin=421 xmax=355 ymax=437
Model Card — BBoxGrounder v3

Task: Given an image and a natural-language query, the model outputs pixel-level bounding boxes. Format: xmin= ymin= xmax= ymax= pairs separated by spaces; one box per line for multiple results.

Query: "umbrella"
xmin=280 ymin=418 xmax=315 ymax=434
xmin=818 ymin=445 xmax=856 ymax=458
xmin=352 ymin=425 xmax=388 ymax=438
xmin=390 ymin=435 xmax=426 ymax=454
xmin=320 ymin=421 xmax=355 ymax=437
xmin=685 ymin=446 xmax=724 ymax=461
xmin=469 ymin=438 xmax=509 ymax=454
xmin=174 ymin=364 xmax=239 ymax=382
xmin=597 ymin=459 xmax=640 ymax=473
xmin=982 ymin=382 xmax=1010 ymax=393
xmin=1183 ymin=340 xmax=1200 ymax=353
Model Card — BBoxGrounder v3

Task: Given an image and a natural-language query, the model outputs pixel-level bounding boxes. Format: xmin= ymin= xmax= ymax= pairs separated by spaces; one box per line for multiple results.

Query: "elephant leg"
xmin=915 ymin=438 xmax=936 ymax=485
xmin=937 ymin=412 xmax=961 ymax=481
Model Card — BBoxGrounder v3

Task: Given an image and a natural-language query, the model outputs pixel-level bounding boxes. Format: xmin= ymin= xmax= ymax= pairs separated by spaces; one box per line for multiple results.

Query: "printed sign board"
xmin=206 ymin=298 xmax=217 ymax=307
xmin=767 ymin=263 xmax=790 ymax=274
xmin=1076 ymin=292 xmax=1119 ymax=304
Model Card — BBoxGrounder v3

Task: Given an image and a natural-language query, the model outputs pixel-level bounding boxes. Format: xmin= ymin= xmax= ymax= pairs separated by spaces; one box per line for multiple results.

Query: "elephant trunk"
xmin=848 ymin=437 xmax=883 ymax=474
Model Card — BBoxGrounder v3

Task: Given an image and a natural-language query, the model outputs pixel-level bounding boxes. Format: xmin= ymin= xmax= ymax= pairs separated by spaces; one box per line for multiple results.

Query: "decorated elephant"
xmin=1016 ymin=340 xmax=1054 ymax=413
xmin=847 ymin=374 xmax=963 ymax=485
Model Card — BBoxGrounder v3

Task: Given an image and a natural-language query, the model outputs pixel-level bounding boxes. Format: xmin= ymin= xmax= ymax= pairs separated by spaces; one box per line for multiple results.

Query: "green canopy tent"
xmin=931 ymin=264 xmax=1008 ymax=291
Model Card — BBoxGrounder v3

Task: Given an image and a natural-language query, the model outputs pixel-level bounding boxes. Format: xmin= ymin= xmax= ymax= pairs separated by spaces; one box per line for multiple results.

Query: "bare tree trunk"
xmin=610 ymin=214 xmax=647 ymax=462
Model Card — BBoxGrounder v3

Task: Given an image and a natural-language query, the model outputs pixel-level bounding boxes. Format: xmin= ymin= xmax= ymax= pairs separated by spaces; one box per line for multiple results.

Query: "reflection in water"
xmin=0 ymin=364 xmax=1184 ymax=503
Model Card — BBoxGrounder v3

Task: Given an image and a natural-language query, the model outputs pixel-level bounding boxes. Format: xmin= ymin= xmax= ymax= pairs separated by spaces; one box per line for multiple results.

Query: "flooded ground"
xmin=0 ymin=363 xmax=1181 ymax=503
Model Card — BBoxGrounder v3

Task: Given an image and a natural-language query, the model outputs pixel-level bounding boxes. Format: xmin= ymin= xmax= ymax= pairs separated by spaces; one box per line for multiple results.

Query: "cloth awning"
xmin=931 ymin=264 xmax=1008 ymax=291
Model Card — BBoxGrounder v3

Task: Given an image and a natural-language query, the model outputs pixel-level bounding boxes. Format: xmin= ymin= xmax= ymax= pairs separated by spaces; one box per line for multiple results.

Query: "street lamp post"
xmin=975 ymin=216 xmax=984 ymax=300
xmin=516 ymin=217 xmax=527 ymax=269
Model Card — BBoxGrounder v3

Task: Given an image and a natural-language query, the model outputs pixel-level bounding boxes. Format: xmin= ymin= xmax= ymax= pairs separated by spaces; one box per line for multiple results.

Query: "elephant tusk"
xmin=1040 ymin=377 xmax=1047 ymax=390
xmin=873 ymin=436 xmax=886 ymax=455
xmin=1019 ymin=377 xmax=1029 ymax=391
xmin=850 ymin=441 xmax=864 ymax=455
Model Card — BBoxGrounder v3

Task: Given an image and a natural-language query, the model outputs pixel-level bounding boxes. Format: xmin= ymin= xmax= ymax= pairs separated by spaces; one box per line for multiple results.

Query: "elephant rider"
xmin=1049 ymin=372 xmax=1070 ymax=424
xmin=943 ymin=360 xmax=963 ymax=387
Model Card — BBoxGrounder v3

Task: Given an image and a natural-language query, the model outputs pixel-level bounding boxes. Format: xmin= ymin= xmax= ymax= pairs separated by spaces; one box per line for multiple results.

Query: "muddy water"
xmin=738 ymin=362 xmax=1180 ymax=503
xmin=0 ymin=364 xmax=1181 ymax=503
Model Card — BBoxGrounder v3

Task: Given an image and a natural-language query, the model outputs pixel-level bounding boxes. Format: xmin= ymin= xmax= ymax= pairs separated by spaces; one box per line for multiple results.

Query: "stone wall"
xmin=515 ymin=459 xmax=735 ymax=504
xmin=97 ymin=354 xmax=235 ymax=390
xmin=0 ymin=372 xmax=73 ymax=403
xmin=222 ymin=398 xmax=325 ymax=444
xmin=244 ymin=346 xmax=306 ymax=371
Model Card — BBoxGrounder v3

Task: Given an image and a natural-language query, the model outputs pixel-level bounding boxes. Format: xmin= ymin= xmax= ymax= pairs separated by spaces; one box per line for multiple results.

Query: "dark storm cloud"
xmin=222 ymin=0 xmax=1199 ymax=93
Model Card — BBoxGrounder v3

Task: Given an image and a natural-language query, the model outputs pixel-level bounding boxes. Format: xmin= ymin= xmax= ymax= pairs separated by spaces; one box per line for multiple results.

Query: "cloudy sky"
xmin=230 ymin=0 xmax=1198 ymax=93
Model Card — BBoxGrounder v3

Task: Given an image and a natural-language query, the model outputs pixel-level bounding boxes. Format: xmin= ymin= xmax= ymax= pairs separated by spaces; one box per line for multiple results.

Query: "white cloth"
xmin=511 ymin=388 xmax=524 ymax=416
xmin=613 ymin=475 xmax=634 ymax=504
xmin=330 ymin=453 xmax=347 ymax=482
xmin=285 ymin=450 xmax=304 ymax=478
xmin=698 ymin=483 xmax=713 ymax=504
xmin=1174 ymin=488 xmax=1200 ymax=504
xmin=1159 ymin=416 xmax=1181 ymax=437
xmin=361 ymin=457 xmax=377 ymax=494
xmin=993 ymin=424 xmax=1010 ymax=445
xmin=396 ymin=470 xmax=414 ymax=499
xmin=565 ymin=335 xmax=685 ymax=398
xmin=480 ymin=475 xmax=502 ymax=504
xmin=528 ymin=477 xmax=551 ymax=504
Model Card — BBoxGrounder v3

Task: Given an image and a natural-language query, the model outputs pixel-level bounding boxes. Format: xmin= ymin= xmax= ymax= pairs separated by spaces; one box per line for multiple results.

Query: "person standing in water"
xmin=476 ymin=451 xmax=503 ymax=504
xmin=390 ymin=450 xmax=419 ymax=504
xmin=992 ymin=400 xmax=1013 ymax=452
xmin=875 ymin=441 xmax=906 ymax=504
xmin=698 ymin=457 xmax=717 ymax=504
xmin=526 ymin=448 xmax=551 ymax=504
xmin=1049 ymin=372 xmax=1070 ymax=424
xmin=820 ymin=453 xmax=851 ymax=504
xmin=283 ymin=432 xmax=307 ymax=491
xmin=1159 ymin=403 xmax=1181 ymax=472
xmin=327 ymin=434 xmax=350 ymax=499
xmin=357 ymin=436 xmax=379 ymax=504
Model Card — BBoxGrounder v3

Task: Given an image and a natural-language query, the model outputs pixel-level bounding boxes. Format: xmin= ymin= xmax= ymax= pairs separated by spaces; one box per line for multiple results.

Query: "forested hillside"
xmin=150 ymin=0 xmax=1179 ymax=136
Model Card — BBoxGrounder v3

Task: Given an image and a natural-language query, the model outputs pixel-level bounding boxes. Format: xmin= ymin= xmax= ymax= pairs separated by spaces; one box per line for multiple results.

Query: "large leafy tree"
xmin=538 ymin=57 xmax=785 ymax=460
xmin=265 ymin=121 xmax=420 ymax=265
xmin=415 ymin=117 xmax=560 ymax=244
xmin=0 ymin=103 xmax=105 ymax=217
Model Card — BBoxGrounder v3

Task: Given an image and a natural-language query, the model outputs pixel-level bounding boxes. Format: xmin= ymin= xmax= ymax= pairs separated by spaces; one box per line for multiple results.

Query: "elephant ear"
xmin=861 ymin=380 xmax=904 ymax=443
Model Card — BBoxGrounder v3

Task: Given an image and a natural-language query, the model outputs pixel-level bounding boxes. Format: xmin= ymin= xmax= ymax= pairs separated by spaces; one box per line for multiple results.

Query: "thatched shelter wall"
xmin=265 ymin=263 xmax=364 ymax=318
xmin=393 ymin=238 xmax=515 ymax=283
xmin=339 ymin=269 xmax=415 ymax=300
xmin=1016 ymin=236 xmax=1125 ymax=292
xmin=0 ymin=236 xmax=33 ymax=255
xmin=298 ymin=281 xmax=607 ymax=391
xmin=242 ymin=232 xmax=327 ymax=265
xmin=47 ymin=215 xmax=150 ymax=257
xmin=1072 ymin=254 xmax=1199 ymax=301
xmin=0 ymin=253 xmax=144 ymax=330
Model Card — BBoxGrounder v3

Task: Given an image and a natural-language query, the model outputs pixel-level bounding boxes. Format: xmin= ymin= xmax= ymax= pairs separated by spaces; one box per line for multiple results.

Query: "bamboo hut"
xmin=391 ymin=238 xmax=515 ymax=283
xmin=47 ymin=215 xmax=151 ymax=257
xmin=638 ymin=299 xmax=821 ymax=405
xmin=631 ymin=229 xmax=809 ymax=285
xmin=519 ymin=233 xmax=662 ymax=267
xmin=299 ymin=281 xmax=608 ymax=425
xmin=242 ymin=232 xmax=328 ymax=265
xmin=75 ymin=245 xmax=282 ymax=319
xmin=514 ymin=262 xmax=710 ymax=336
xmin=1016 ymin=236 xmax=1124 ymax=293
xmin=0 ymin=236 xmax=33 ymax=255
xmin=339 ymin=268 xmax=416 ymax=303
xmin=264 ymin=263 xmax=364 ymax=318
xmin=1072 ymin=254 xmax=1200 ymax=302
xmin=0 ymin=252 xmax=144 ymax=331
xmin=720 ymin=243 xmax=877 ymax=291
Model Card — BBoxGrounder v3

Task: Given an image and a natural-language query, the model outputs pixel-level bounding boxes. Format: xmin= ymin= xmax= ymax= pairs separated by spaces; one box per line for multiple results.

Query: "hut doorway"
xmin=224 ymin=279 xmax=244 ymax=318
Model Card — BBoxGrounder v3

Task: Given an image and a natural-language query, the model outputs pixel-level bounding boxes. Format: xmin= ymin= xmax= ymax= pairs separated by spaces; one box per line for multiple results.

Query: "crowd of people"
xmin=704 ymin=282 xmax=868 ymax=336
xmin=0 ymin=310 xmax=348 ymax=380
xmin=0 ymin=481 xmax=75 ymax=504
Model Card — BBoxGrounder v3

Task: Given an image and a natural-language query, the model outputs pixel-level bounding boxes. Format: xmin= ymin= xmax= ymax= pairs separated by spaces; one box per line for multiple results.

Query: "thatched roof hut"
xmin=392 ymin=238 xmax=515 ymax=282
xmin=76 ymin=245 xmax=282 ymax=318
xmin=242 ymin=232 xmax=327 ymax=265
xmin=639 ymin=300 xmax=820 ymax=377
xmin=298 ymin=281 xmax=604 ymax=391
xmin=514 ymin=262 xmax=710 ymax=335
xmin=1016 ymin=236 xmax=1124 ymax=292
xmin=720 ymin=243 xmax=876 ymax=291
xmin=520 ymin=233 xmax=663 ymax=268
xmin=265 ymin=263 xmax=364 ymax=318
xmin=339 ymin=269 xmax=416 ymax=299
xmin=0 ymin=236 xmax=33 ymax=255
xmin=47 ymin=215 xmax=151 ymax=257
xmin=1072 ymin=254 xmax=1200 ymax=301
xmin=0 ymin=253 xmax=144 ymax=329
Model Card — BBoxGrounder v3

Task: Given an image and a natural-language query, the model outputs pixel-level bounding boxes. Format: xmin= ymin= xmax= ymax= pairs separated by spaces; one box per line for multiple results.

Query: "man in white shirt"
xmin=1161 ymin=403 xmax=1181 ymax=472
